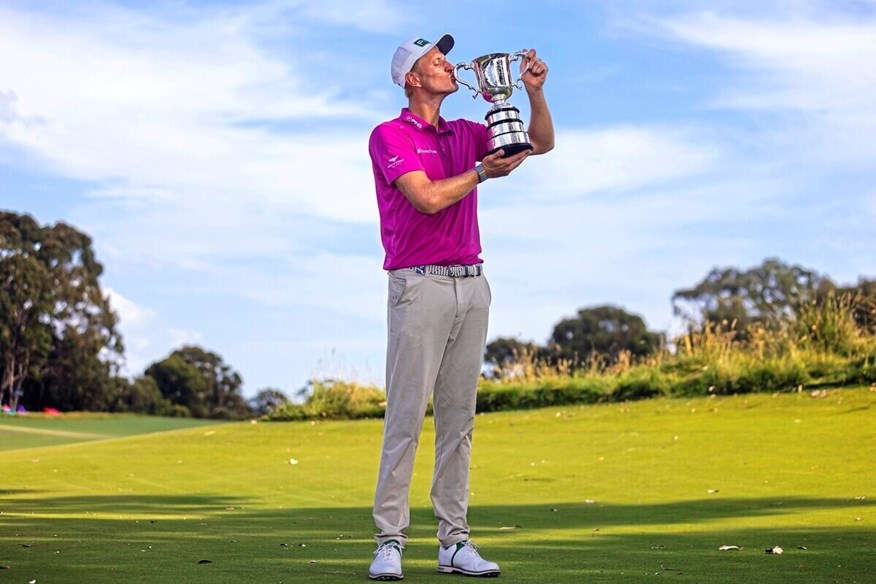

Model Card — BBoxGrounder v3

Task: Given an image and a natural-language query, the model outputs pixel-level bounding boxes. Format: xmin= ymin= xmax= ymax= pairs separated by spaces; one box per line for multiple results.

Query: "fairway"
xmin=2 ymin=389 xmax=874 ymax=583
xmin=0 ymin=414 xmax=224 ymax=451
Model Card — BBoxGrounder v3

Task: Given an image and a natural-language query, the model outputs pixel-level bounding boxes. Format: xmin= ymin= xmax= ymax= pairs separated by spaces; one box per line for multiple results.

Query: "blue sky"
xmin=2 ymin=0 xmax=874 ymax=398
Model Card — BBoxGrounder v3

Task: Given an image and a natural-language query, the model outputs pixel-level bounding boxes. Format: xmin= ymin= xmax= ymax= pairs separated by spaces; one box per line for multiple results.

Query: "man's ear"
xmin=405 ymin=70 xmax=421 ymax=88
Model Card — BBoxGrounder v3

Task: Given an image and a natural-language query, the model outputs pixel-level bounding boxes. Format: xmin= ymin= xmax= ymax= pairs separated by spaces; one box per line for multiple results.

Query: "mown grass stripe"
xmin=0 ymin=424 xmax=109 ymax=440
xmin=1 ymin=388 xmax=873 ymax=583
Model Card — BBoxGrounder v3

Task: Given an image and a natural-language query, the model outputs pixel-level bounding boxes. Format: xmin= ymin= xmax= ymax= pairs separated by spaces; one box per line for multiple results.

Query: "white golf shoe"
xmin=369 ymin=539 xmax=403 ymax=581
xmin=437 ymin=540 xmax=500 ymax=577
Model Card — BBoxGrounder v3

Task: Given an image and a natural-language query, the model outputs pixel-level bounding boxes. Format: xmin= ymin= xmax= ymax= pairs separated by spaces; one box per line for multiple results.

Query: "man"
xmin=368 ymin=33 xmax=553 ymax=580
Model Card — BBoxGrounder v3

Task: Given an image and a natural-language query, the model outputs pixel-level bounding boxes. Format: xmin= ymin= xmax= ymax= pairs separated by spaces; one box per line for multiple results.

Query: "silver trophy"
xmin=455 ymin=51 xmax=533 ymax=157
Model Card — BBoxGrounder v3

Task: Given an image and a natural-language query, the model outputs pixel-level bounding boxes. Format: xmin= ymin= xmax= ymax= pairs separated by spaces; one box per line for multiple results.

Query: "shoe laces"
xmin=459 ymin=540 xmax=482 ymax=557
xmin=376 ymin=542 xmax=401 ymax=560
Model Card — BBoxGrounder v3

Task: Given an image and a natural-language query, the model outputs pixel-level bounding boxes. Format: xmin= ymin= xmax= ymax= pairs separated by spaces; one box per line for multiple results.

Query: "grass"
xmin=0 ymin=413 xmax=222 ymax=451
xmin=1 ymin=388 xmax=874 ymax=583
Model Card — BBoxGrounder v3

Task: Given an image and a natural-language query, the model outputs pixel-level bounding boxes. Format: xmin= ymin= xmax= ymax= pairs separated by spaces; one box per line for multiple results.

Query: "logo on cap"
xmin=414 ymin=38 xmax=430 ymax=47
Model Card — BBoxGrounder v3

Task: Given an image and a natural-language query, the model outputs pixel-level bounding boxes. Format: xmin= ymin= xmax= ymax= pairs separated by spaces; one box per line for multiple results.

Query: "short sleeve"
xmin=369 ymin=122 xmax=425 ymax=185
xmin=470 ymin=120 xmax=490 ymax=162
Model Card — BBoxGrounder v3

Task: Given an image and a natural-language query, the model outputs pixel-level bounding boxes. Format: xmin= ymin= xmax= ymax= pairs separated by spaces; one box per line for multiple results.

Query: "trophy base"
xmin=485 ymin=104 xmax=532 ymax=157
xmin=486 ymin=142 xmax=534 ymax=157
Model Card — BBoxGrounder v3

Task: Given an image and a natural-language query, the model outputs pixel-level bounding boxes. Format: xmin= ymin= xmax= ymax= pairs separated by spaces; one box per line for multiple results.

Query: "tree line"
xmin=2 ymin=211 xmax=874 ymax=418
xmin=485 ymin=258 xmax=875 ymax=373
xmin=0 ymin=212 xmax=284 ymax=418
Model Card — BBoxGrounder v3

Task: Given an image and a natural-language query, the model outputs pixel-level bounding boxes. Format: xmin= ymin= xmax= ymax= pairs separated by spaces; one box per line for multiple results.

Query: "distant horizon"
xmin=3 ymin=1 xmax=874 ymax=396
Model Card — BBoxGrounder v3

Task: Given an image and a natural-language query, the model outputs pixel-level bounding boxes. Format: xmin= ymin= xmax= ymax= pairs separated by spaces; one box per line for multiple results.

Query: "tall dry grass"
xmin=267 ymin=295 xmax=876 ymax=420
xmin=477 ymin=294 xmax=875 ymax=411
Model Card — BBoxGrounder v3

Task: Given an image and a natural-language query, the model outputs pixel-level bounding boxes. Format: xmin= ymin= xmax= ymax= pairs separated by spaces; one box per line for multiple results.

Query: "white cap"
xmin=391 ymin=34 xmax=455 ymax=88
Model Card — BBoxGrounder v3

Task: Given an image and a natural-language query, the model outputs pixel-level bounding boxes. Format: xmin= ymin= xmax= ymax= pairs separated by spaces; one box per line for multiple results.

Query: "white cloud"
xmin=661 ymin=13 xmax=876 ymax=109
xmin=106 ymin=288 xmax=159 ymax=375
xmin=652 ymin=10 xmax=876 ymax=167
xmin=0 ymin=3 xmax=379 ymax=224
xmin=106 ymin=288 xmax=156 ymax=328
xmin=106 ymin=287 xmax=206 ymax=377
xmin=0 ymin=90 xmax=44 ymax=129
xmin=504 ymin=126 xmax=720 ymax=202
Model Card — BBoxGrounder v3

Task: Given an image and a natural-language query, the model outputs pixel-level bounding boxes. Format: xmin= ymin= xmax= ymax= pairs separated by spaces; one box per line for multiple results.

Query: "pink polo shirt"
xmin=369 ymin=108 xmax=490 ymax=270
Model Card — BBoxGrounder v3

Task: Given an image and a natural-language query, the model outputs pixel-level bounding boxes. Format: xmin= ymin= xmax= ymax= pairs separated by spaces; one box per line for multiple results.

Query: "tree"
xmin=836 ymin=278 xmax=876 ymax=333
xmin=249 ymin=388 xmax=290 ymax=416
xmin=145 ymin=353 xmax=205 ymax=417
xmin=145 ymin=345 xmax=249 ymax=419
xmin=485 ymin=337 xmax=543 ymax=367
xmin=549 ymin=305 xmax=662 ymax=364
xmin=0 ymin=252 xmax=53 ymax=410
xmin=108 ymin=376 xmax=176 ymax=416
xmin=1 ymin=212 xmax=123 ymax=411
xmin=672 ymin=258 xmax=835 ymax=335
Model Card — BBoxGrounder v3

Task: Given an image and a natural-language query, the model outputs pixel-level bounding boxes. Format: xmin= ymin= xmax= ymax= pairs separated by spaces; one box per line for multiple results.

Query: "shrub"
xmin=674 ymin=362 xmax=737 ymax=396
xmin=476 ymin=377 xmax=607 ymax=413
xmin=266 ymin=380 xmax=386 ymax=421
xmin=794 ymin=293 xmax=860 ymax=355
xmin=166 ymin=404 xmax=193 ymax=418
xmin=734 ymin=356 xmax=809 ymax=393
xmin=611 ymin=367 xmax=670 ymax=401
xmin=848 ymin=353 xmax=876 ymax=384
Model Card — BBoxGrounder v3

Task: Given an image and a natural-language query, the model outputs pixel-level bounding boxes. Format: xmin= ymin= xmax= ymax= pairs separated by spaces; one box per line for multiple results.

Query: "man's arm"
xmin=395 ymin=149 xmax=530 ymax=215
xmin=520 ymin=49 xmax=554 ymax=155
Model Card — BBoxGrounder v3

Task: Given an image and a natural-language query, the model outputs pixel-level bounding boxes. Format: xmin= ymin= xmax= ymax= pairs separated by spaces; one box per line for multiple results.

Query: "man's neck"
xmin=408 ymin=95 xmax=445 ymax=127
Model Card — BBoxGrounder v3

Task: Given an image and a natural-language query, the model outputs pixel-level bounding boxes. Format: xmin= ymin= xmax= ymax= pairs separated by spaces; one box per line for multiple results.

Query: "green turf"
xmin=1 ymin=389 xmax=874 ymax=583
xmin=0 ymin=413 xmax=224 ymax=451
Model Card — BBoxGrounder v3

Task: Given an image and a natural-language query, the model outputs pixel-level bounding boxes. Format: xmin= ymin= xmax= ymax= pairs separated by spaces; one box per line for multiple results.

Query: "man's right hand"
xmin=481 ymin=149 xmax=530 ymax=179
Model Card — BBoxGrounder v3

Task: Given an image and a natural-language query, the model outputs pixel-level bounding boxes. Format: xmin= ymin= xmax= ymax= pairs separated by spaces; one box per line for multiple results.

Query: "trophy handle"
xmin=511 ymin=50 xmax=531 ymax=90
xmin=454 ymin=62 xmax=480 ymax=99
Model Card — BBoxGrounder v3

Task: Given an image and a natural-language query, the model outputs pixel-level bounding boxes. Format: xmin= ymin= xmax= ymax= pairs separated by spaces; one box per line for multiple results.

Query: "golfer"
xmin=367 ymin=33 xmax=554 ymax=580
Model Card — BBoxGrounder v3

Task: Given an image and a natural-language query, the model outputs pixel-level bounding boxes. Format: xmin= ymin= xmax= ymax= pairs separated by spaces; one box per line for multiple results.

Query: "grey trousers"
xmin=373 ymin=268 xmax=491 ymax=548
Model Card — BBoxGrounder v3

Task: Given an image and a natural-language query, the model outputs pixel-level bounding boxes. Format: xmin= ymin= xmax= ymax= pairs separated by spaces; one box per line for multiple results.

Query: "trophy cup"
xmin=455 ymin=51 xmax=532 ymax=157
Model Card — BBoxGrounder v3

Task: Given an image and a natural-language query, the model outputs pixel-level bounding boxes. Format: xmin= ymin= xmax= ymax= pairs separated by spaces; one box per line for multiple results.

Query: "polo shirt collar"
xmin=400 ymin=108 xmax=451 ymax=134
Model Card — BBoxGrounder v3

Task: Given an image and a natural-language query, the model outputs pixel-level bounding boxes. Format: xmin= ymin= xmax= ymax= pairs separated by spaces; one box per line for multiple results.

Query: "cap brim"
xmin=435 ymin=33 xmax=454 ymax=56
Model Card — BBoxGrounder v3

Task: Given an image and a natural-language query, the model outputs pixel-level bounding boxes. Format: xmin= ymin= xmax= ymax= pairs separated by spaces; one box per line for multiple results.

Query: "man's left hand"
xmin=520 ymin=49 xmax=548 ymax=91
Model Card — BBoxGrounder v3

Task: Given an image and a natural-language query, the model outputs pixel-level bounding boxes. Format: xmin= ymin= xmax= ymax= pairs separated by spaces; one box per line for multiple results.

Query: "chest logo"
xmin=403 ymin=115 xmax=424 ymax=129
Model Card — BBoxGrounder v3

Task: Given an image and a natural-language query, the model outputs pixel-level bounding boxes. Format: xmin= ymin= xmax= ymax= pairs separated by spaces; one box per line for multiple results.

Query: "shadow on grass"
xmin=1 ymin=493 xmax=873 ymax=583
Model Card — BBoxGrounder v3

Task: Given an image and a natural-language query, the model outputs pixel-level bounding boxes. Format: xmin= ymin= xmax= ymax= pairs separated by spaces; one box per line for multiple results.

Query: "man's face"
xmin=409 ymin=46 xmax=458 ymax=95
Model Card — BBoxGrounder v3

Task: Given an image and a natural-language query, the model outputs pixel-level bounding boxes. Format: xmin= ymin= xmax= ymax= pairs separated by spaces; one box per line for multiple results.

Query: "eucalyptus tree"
xmin=0 ymin=211 xmax=123 ymax=411
xmin=672 ymin=258 xmax=835 ymax=337
xmin=0 ymin=248 xmax=52 ymax=410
